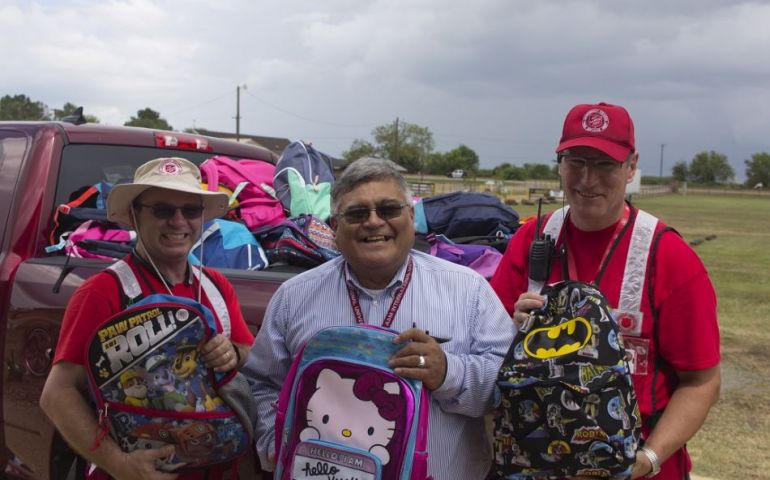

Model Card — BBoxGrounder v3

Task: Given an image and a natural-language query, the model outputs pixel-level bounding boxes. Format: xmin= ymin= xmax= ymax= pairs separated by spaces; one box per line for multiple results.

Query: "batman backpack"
xmin=491 ymin=281 xmax=641 ymax=479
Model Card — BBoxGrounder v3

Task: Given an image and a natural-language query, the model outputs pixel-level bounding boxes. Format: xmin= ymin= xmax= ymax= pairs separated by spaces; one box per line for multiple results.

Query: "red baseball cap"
xmin=556 ymin=102 xmax=635 ymax=162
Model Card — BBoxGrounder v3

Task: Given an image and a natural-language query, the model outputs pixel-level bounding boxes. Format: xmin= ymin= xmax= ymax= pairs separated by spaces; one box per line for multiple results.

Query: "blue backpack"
xmin=274 ymin=325 xmax=431 ymax=480
xmin=420 ymin=192 xmax=519 ymax=238
xmin=189 ymin=219 xmax=268 ymax=271
xmin=274 ymin=141 xmax=335 ymax=221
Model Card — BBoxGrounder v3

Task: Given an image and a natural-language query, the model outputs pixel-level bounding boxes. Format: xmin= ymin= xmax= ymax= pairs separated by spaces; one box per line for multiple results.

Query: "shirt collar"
xmin=131 ymin=249 xmax=194 ymax=286
xmin=343 ymin=252 xmax=412 ymax=293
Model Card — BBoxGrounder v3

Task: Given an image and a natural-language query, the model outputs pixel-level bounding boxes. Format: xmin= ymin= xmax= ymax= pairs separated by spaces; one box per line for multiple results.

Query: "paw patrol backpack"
xmin=491 ymin=281 xmax=641 ymax=479
xmin=274 ymin=325 xmax=431 ymax=480
xmin=85 ymin=294 xmax=255 ymax=472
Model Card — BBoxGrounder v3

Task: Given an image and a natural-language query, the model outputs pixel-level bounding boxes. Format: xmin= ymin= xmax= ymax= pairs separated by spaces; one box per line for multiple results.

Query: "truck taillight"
xmin=154 ymin=133 xmax=212 ymax=152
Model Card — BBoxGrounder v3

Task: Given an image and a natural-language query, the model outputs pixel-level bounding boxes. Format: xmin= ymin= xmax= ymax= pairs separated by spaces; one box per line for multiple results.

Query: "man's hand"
xmin=512 ymin=292 xmax=545 ymax=330
xmin=201 ymin=334 xmax=238 ymax=372
xmin=109 ymin=445 xmax=179 ymax=480
xmin=389 ymin=328 xmax=447 ymax=391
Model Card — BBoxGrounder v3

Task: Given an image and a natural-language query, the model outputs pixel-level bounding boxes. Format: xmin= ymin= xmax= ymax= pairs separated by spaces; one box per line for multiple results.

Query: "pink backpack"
xmin=274 ymin=325 xmax=431 ymax=480
xmin=61 ymin=219 xmax=135 ymax=260
xmin=199 ymin=156 xmax=286 ymax=231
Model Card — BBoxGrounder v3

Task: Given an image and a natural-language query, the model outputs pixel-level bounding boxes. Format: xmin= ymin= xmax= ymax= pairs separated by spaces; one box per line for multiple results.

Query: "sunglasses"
xmin=135 ymin=203 xmax=204 ymax=220
xmin=335 ymin=203 xmax=409 ymax=224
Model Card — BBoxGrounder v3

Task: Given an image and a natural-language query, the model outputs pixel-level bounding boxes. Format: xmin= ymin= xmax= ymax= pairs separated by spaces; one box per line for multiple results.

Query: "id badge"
xmin=291 ymin=441 xmax=381 ymax=480
xmin=623 ymin=337 xmax=650 ymax=376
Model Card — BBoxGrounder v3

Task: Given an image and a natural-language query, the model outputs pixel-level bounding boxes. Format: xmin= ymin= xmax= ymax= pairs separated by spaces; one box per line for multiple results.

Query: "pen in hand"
xmin=413 ymin=322 xmax=450 ymax=344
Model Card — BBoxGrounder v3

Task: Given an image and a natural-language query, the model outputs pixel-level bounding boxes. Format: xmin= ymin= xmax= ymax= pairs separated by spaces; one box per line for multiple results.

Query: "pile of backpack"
xmin=46 ymin=142 xmax=521 ymax=278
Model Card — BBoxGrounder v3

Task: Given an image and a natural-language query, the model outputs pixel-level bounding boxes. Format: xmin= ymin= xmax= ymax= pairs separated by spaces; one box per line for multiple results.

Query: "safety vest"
xmin=107 ymin=259 xmax=232 ymax=336
xmin=527 ymin=206 xmax=659 ymax=326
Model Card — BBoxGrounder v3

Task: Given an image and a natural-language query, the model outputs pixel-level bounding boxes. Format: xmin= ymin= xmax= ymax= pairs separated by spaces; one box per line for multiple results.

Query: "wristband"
xmin=640 ymin=446 xmax=661 ymax=478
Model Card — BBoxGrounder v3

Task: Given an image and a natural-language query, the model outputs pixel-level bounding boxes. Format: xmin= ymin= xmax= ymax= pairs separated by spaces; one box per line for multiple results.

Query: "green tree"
xmin=124 ymin=108 xmax=173 ymax=130
xmin=744 ymin=152 xmax=770 ymax=188
xmin=688 ymin=151 xmax=734 ymax=184
xmin=341 ymin=138 xmax=377 ymax=162
xmin=523 ymin=163 xmax=558 ymax=180
xmin=53 ymin=102 xmax=100 ymax=123
xmin=671 ymin=161 xmax=689 ymax=183
xmin=370 ymin=119 xmax=435 ymax=173
xmin=443 ymin=144 xmax=479 ymax=173
xmin=0 ymin=94 xmax=50 ymax=120
xmin=493 ymin=162 xmax=525 ymax=180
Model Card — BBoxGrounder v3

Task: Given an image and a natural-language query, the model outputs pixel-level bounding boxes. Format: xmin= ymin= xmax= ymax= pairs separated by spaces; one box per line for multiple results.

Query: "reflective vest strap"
xmin=618 ymin=210 xmax=658 ymax=313
xmin=527 ymin=206 xmax=569 ymax=293
xmin=192 ymin=266 xmax=231 ymax=337
xmin=107 ymin=260 xmax=142 ymax=302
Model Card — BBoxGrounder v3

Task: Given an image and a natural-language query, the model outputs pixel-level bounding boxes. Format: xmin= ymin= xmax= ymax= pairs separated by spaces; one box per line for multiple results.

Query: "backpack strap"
xmin=527 ymin=206 xmax=569 ymax=293
xmin=107 ymin=259 xmax=231 ymax=336
xmin=107 ymin=259 xmax=143 ymax=306
xmin=192 ymin=266 xmax=232 ymax=337
xmin=644 ymin=225 xmax=678 ymax=430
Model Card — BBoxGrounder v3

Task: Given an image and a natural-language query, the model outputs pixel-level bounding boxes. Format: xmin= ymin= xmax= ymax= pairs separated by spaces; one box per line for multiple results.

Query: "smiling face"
xmin=558 ymin=146 xmax=637 ymax=231
xmin=131 ymin=187 xmax=203 ymax=276
xmin=331 ymin=179 xmax=415 ymax=289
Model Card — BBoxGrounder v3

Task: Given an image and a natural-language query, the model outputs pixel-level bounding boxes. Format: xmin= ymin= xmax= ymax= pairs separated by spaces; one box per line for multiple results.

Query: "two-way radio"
xmin=528 ymin=198 xmax=556 ymax=282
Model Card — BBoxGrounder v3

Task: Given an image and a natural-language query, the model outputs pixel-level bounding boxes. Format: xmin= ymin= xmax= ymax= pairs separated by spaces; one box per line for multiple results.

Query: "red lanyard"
xmin=344 ymin=257 xmax=413 ymax=328
xmin=566 ymin=204 xmax=632 ymax=284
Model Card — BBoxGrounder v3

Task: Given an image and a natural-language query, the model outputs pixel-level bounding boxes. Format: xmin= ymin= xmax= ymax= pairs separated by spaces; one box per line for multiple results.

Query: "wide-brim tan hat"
xmin=107 ymin=157 xmax=228 ymax=228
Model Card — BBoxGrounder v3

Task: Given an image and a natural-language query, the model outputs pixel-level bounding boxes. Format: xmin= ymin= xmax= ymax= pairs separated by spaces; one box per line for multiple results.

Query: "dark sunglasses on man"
xmin=335 ymin=202 xmax=409 ymax=224
xmin=134 ymin=203 xmax=205 ymax=220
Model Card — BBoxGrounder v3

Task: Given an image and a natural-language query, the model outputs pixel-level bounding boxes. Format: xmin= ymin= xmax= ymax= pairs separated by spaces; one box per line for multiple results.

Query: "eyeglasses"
xmin=135 ymin=203 xmax=204 ymax=220
xmin=335 ymin=203 xmax=409 ymax=224
xmin=559 ymin=154 xmax=627 ymax=174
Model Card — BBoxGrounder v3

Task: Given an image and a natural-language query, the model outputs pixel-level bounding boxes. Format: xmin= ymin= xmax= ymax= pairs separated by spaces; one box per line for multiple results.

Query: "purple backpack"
xmin=427 ymin=233 xmax=502 ymax=279
xmin=199 ymin=155 xmax=285 ymax=231
xmin=274 ymin=325 xmax=431 ymax=480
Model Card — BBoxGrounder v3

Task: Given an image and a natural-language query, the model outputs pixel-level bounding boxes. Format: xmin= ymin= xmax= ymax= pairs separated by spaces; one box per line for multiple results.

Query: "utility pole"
xmin=659 ymin=143 xmax=665 ymax=178
xmin=235 ymin=84 xmax=247 ymax=141
xmin=393 ymin=117 xmax=400 ymax=165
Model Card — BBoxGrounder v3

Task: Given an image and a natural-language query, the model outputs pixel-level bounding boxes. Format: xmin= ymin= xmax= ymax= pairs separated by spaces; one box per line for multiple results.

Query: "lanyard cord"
xmin=344 ymin=257 xmax=414 ymax=328
xmin=564 ymin=203 xmax=636 ymax=286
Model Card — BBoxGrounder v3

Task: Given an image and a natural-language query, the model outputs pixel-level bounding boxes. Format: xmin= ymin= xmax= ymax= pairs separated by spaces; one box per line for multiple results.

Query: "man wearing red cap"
xmin=490 ymin=103 xmax=721 ymax=479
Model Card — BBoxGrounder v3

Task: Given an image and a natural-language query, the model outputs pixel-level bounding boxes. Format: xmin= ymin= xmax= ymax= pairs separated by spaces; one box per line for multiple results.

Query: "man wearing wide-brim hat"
xmin=40 ymin=157 xmax=254 ymax=480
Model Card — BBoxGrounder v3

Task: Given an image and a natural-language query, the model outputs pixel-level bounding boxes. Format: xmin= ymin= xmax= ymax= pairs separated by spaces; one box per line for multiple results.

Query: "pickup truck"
xmin=0 ymin=118 xmax=298 ymax=479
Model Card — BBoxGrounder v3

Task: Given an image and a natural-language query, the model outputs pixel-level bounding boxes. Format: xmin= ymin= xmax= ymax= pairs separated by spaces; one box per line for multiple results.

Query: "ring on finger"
xmin=417 ymin=355 xmax=426 ymax=369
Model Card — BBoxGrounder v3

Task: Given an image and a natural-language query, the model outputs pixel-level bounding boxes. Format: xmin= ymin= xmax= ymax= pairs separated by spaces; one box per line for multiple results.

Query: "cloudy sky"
xmin=3 ymin=0 xmax=769 ymax=181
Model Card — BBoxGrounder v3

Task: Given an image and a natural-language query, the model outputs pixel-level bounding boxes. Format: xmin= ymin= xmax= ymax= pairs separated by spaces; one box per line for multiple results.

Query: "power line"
xmin=166 ymin=90 xmax=233 ymax=116
xmin=241 ymin=90 xmax=371 ymax=128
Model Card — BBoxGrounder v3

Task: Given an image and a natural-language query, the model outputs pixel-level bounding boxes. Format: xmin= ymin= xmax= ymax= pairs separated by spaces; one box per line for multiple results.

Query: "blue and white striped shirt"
xmin=243 ymin=250 xmax=515 ymax=479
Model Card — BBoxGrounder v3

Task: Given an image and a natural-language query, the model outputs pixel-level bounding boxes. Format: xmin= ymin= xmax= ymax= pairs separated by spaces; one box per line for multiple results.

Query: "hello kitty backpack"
xmin=274 ymin=325 xmax=431 ymax=480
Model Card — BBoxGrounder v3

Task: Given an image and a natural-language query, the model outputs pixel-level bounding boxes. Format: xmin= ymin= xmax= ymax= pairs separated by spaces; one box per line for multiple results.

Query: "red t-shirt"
xmin=490 ymin=209 xmax=721 ymax=479
xmin=54 ymin=255 xmax=254 ymax=480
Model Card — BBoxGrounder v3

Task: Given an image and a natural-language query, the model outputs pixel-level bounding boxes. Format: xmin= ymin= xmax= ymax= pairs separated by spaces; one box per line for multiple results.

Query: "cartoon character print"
xmin=300 ymin=369 xmax=404 ymax=465
xmin=546 ymin=403 xmax=566 ymax=436
xmin=518 ymin=399 xmax=541 ymax=424
xmin=171 ymin=341 xmax=224 ymax=412
xmin=119 ymin=368 xmax=148 ymax=407
xmin=145 ymin=355 xmax=191 ymax=412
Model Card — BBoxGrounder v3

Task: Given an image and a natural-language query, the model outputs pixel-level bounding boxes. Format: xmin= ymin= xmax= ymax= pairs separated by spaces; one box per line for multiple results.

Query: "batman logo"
xmin=523 ymin=317 xmax=592 ymax=359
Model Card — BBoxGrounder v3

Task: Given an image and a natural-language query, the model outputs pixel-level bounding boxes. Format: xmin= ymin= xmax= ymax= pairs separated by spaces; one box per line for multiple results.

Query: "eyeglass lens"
xmin=138 ymin=203 xmax=204 ymax=220
xmin=341 ymin=203 xmax=407 ymax=223
xmin=562 ymin=155 xmax=621 ymax=173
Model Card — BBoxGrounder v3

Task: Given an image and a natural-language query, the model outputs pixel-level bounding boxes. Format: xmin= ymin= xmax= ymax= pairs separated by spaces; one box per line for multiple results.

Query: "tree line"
xmin=3 ymin=94 xmax=768 ymax=188
xmin=0 ymin=94 xmax=173 ymax=130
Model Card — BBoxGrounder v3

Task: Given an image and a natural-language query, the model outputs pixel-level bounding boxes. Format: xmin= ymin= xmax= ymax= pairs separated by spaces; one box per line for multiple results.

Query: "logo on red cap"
xmin=582 ymin=109 xmax=609 ymax=133
xmin=158 ymin=158 xmax=183 ymax=175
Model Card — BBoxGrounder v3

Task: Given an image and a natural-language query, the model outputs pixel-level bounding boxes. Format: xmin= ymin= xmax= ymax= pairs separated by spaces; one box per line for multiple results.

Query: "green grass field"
xmin=514 ymin=193 xmax=770 ymax=479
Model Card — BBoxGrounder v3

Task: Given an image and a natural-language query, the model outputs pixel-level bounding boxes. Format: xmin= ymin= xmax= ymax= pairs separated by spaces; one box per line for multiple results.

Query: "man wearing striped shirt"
xmin=244 ymin=157 xmax=515 ymax=479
